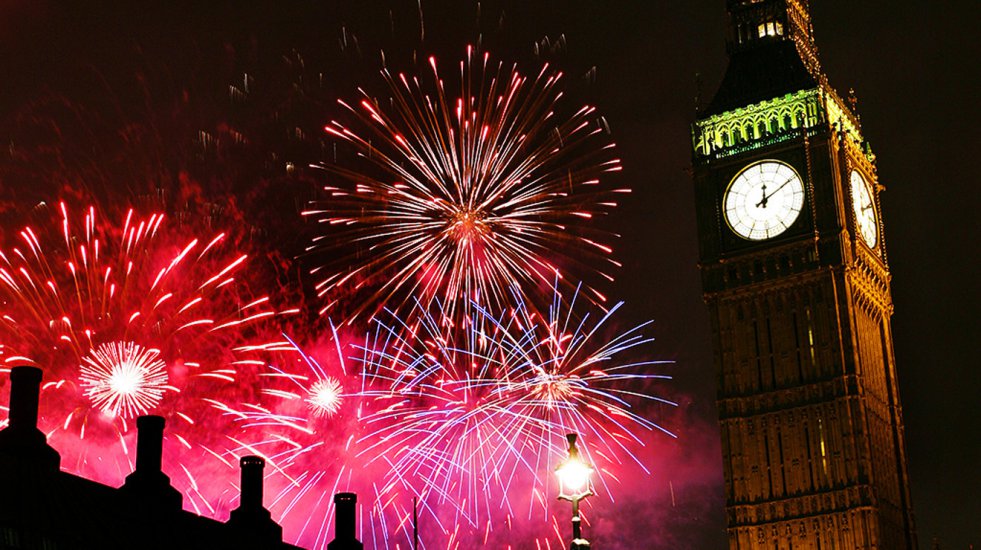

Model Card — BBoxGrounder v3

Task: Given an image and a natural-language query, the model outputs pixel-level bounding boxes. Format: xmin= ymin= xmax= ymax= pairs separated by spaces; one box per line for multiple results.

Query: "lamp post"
xmin=556 ymin=433 xmax=593 ymax=550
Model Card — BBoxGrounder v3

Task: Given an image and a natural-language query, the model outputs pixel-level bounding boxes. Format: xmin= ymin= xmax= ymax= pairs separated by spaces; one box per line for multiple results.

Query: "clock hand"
xmin=756 ymin=176 xmax=794 ymax=207
xmin=756 ymin=183 xmax=768 ymax=208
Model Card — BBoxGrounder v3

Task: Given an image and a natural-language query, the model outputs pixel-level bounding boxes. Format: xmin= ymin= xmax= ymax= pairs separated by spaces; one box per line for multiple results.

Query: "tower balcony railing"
xmin=699 ymin=127 xmax=820 ymax=161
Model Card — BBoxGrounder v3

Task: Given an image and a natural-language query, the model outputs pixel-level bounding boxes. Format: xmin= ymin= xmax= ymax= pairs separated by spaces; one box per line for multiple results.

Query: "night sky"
xmin=0 ymin=1 xmax=978 ymax=547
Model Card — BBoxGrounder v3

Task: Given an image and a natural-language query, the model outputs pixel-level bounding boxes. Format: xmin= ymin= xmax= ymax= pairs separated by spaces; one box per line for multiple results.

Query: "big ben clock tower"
xmin=691 ymin=1 xmax=917 ymax=548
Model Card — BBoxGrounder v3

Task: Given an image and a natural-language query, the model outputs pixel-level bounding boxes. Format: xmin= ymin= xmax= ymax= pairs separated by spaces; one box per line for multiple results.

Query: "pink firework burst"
xmin=304 ymin=46 xmax=627 ymax=323
xmin=349 ymin=283 xmax=673 ymax=547
xmin=465 ymin=283 xmax=679 ymax=495
xmin=196 ymin=285 xmax=674 ymax=548
xmin=207 ymin=326 xmax=429 ymax=549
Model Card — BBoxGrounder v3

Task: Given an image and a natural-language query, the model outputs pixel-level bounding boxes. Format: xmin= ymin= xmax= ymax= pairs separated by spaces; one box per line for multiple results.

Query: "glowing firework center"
xmin=80 ymin=341 xmax=169 ymax=418
xmin=446 ymin=206 xmax=490 ymax=247
xmin=306 ymin=377 xmax=343 ymax=417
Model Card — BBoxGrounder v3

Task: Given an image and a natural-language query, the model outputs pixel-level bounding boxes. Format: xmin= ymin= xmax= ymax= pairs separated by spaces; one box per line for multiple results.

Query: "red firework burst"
xmin=0 ymin=201 xmax=295 ymax=494
xmin=304 ymin=46 xmax=627 ymax=323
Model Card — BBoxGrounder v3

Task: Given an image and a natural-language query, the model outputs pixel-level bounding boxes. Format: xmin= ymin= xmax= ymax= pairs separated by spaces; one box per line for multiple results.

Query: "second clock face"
xmin=724 ymin=160 xmax=805 ymax=241
xmin=850 ymin=170 xmax=878 ymax=248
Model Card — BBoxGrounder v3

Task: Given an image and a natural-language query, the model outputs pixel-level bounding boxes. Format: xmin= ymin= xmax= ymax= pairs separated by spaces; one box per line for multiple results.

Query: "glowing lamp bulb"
xmin=557 ymin=458 xmax=592 ymax=493
xmin=556 ymin=433 xmax=594 ymax=501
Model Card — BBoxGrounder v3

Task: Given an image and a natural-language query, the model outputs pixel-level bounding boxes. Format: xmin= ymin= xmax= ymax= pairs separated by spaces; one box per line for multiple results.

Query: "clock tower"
xmin=691 ymin=1 xmax=917 ymax=548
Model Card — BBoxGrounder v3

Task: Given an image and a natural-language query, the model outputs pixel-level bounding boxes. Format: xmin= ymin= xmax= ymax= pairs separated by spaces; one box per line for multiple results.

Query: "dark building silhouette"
xmin=0 ymin=365 xmax=304 ymax=550
xmin=120 ymin=415 xmax=184 ymax=511
xmin=691 ymin=0 xmax=916 ymax=548
xmin=327 ymin=493 xmax=364 ymax=550
xmin=229 ymin=455 xmax=285 ymax=546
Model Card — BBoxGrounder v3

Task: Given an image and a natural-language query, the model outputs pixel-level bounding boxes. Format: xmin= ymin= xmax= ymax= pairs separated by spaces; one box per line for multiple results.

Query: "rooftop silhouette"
xmin=0 ymin=365 xmax=364 ymax=550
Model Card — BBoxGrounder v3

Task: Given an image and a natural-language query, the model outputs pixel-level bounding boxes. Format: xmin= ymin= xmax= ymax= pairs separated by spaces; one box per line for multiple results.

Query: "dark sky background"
xmin=0 ymin=0 xmax=977 ymax=547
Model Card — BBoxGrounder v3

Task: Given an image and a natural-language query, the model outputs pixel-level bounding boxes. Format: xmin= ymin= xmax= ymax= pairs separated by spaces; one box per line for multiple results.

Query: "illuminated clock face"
xmin=850 ymin=170 xmax=878 ymax=247
xmin=724 ymin=160 xmax=805 ymax=240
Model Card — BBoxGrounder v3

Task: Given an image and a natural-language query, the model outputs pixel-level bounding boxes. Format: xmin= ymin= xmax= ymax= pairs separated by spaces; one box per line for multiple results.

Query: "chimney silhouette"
xmin=0 ymin=365 xmax=60 ymax=470
xmin=327 ymin=492 xmax=363 ymax=550
xmin=121 ymin=415 xmax=182 ymax=510
xmin=227 ymin=455 xmax=283 ymax=546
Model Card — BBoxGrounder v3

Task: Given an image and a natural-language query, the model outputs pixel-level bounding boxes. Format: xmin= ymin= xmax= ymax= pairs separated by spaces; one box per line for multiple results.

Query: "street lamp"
xmin=556 ymin=433 xmax=593 ymax=550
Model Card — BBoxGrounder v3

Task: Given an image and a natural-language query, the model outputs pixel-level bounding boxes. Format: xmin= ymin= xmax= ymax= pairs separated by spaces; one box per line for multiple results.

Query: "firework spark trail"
xmin=304 ymin=47 xmax=627 ymax=323
xmin=468 ymin=283 xmax=679 ymax=502
xmin=355 ymin=302 xmax=520 ymax=528
xmin=0 ymin=201 xmax=295 ymax=495
xmin=208 ymin=325 xmax=444 ymax=549
xmin=208 ymin=317 xmax=536 ymax=548
xmin=348 ymin=282 xmax=675 ymax=544
xmin=186 ymin=284 xmax=672 ymax=548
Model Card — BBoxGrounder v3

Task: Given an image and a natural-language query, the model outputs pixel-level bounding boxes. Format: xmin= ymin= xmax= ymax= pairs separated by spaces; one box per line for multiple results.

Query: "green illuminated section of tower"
xmin=693 ymin=88 xmax=868 ymax=161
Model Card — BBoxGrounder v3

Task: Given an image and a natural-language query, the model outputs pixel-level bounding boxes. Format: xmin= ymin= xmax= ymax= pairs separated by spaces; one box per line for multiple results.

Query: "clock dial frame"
xmin=724 ymin=160 xmax=805 ymax=241
xmin=850 ymin=170 xmax=878 ymax=248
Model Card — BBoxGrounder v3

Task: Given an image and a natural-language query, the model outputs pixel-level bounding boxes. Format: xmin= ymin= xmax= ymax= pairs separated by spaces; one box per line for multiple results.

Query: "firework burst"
xmin=466 ymin=283 xmax=679 ymax=491
xmin=210 ymin=280 xmax=674 ymax=547
xmin=342 ymin=282 xmax=675 ymax=545
xmin=207 ymin=327 xmax=432 ymax=549
xmin=306 ymin=377 xmax=343 ymax=418
xmin=304 ymin=46 xmax=627 ymax=322
xmin=0 ymin=201 xmax=294 ymax=488
xmin=79 ymin=341 xmax=169 ymax=418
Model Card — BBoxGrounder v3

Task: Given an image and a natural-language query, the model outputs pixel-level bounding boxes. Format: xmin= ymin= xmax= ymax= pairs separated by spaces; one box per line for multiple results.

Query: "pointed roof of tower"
xmin=703 ymin=0 xmax=822 ymax=116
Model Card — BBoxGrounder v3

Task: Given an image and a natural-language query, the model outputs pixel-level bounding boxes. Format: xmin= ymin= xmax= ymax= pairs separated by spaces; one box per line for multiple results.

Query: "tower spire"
xmin=725 ymin=0 xmax=820 ymax=73
xmin=703 ymin=0 xmax=824 ymax=116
